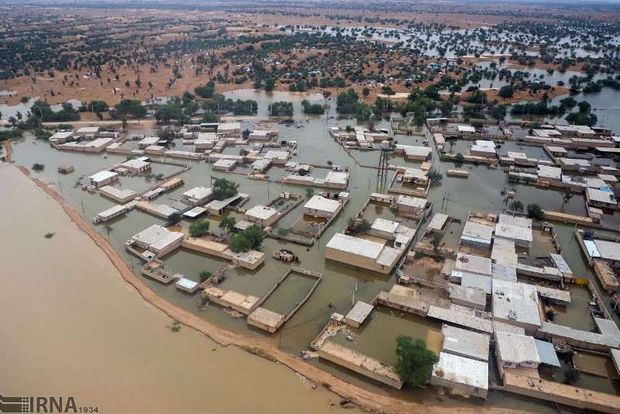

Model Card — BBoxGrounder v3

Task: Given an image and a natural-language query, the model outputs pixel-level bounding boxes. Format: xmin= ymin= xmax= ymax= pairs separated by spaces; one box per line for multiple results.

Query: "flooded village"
xmin=1 ymin=1 xmax=620 ymax=413
xmin=2 ymin=87 xmax=619 ymax=413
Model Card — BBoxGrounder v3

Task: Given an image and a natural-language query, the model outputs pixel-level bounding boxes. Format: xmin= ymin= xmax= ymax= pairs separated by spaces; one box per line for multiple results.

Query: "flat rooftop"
xmin=441 ymin=324 xmax=490 ymax=362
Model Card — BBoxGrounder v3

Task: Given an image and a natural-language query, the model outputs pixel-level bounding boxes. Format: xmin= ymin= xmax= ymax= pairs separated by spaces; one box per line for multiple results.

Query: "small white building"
xmin=244 ymin=205 xmax=280 ymax=226
xmin=344 ymin=301 xmax=374 ymax=328
xmin=470 ymin=140 xmax=497 ymax=158
xmin=75 ymin=126 xmax=100 ymax=140
xmin=138 ymin=136 xmax=159 ymax=149
xmin=217 ymin=122 xmax=241 ymax=137
xmin=324 ymin=171 xmax=349 ymax=189
xmin=395 ymin=195 xmax=428 ymax=218
xmin=118 ymin=158 xmax=151 ymax=174
xmin=494 ymin=214 xmax=533 ymax=249
xmin=495 ymin=331 xmax=541 ymax=370
xmin=213 ymin=158 xmax=237 ymax=171
xmin=249 ymin=129 xmax=273 ymax=141
xmin=89 ymin=170 xmax=119 ymax=188
xmin=182 ymin=186 xmax=213 ymax=205
xmin=431 ymin=352 xmax=489 ymax=399
xmin=49 ymin=131 xmax=75 ymax=144
xmin=492 ymin=280 xmax=541 ymax=334
xmin=460 ymin=221 xmax=494 ymax=248
xmin=586 ymin=187 xmax=617 ymax=209
xmin=369 ymin=218 xmax=400 ymax=240
xmin=128 ymin=224 xmax=184 ymax=256
xmin=251 ymin=158 xmax=272 ymax=173
xmin=303 ymin=195 xmax=342 ymax=218
xmin=263 ymin=150 xmax=290 ymax=165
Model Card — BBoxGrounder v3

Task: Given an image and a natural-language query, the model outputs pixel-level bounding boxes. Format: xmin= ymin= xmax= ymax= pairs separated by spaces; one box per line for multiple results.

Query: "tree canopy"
xmin=394 ymin=336 xmax=438 ymax=387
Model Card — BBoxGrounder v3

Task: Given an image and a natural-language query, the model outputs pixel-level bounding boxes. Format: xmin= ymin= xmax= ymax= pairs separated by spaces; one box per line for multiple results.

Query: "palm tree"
xmin=561 ymin=189 xmax=573 ymax=209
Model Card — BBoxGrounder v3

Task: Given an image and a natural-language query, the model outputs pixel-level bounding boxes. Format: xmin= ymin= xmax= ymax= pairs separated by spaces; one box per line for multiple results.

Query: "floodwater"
xmin=7 ymin=89 xmax=618 ymax=412
xmin=0 ymin=165 xmax=358 ymax=414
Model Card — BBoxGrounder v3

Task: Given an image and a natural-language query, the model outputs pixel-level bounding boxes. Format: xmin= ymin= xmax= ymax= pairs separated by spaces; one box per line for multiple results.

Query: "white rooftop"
xmin=495 ymin=214 xmax=533 ymax=244
xmin=454 ymin=253 xmax=492 ymax=276
xmin=345 ymin=301 xmax=374 ymax=325
xmin=245 ymin=205 xmax=279 ymax=221
xmin=89 ymin=170 xmax=118 ymax=183
xmin=441 ymin=324 xmax=490 ymax=362
xmin=325 ymin=171 xmax=349 ymax=185
xmin=326 ymin=233 xmax=384 ymax=260
xmin=304 ymin=195 xmax=341 ymax=214
xmin=396 ymin=195 xmax=427 ymax=209
xmin=495 ymin=331 xmax=541 ymax=365
xmin=492 ymin=280 xmax=541 ymax=328
xmin=371 ymin=218 xmax=400 ymax=235
xmin=432 ymin=352 xmax=488 ymax=391
xmin=183 ymin=186 xmax=213 ymax=201
xmin=461 ymin=221 xmax=494 ymax=245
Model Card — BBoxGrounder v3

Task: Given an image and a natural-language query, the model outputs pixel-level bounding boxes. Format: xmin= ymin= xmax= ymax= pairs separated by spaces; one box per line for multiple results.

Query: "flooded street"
xmin=0 ymin=165 xmax=357 ymax=414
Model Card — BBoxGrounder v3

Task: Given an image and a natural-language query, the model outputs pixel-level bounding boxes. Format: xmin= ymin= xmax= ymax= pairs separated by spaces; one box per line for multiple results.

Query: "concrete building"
xmin=213 ymin=159 xmax=237 ymax=171
xmin=251 ymin=158 xmax=272 ymax=173
xmin=495 ymin=331 xmax=541 ymax=370
xmin=137 ymin=136 xmax=159 ymax=149
xmin=441 ymin=324 xmax=490 ymax=362
xmin=303 ymin=195 xmax=342 ymax=218
xmin=263 ymin=149 xmax=290 ymax=165
xmin=461 ymin=221 xmax=494 ymax=248
xmin=344 ymin=301 xmax=374 ymax=328
xmin=127 ymin=224 xmax=184 ymax=257
xmin=117 ymin=158 xmax=151 ymax=174
xmin=453 ymin=253 xmax=493 ymax=277
xmin=369 ymin=218 xmax=400 ymax=240
xmin=89 ymin=170 xmax=119 ymax=188
xmin=181 ymin=186 xmax=213 ymax=205
xmin=324 ymin=171 xmax=349 ymax=189
xmin=325 ymin=233 xmax=400 ymax=274
xmin=244 ymin=205 xmax=280 ymax=226
xmin=75 ymin=126 xmax=100 ymax=140
xmin=470 ymin=140 xmax=497 ymax=158
xmin=395 ymin=145 xmax=432 ymax=161
xmin=492 ymin=280 xmax=541 ymax=334
xmin=395 ymin=195 xmax=428 ymax=218
xmin=94 ymin=204 xmax=130 ymax=224
xmin=586 ymin=187 xmax=617 ymax=209
xmin=431 ymin=352 xmax=489 ymax=399
xmin=49 ymin=131 xmax=75 ymax=144
xmin=495 ymin=214 xmax=533 ymax=249
xmin=98 ymin=186 xmax=137 ymax=203
xmin=217 ymin=122 xmax=241 ymax=137
xmin=249 ymin=129 xmax=273 ymax=141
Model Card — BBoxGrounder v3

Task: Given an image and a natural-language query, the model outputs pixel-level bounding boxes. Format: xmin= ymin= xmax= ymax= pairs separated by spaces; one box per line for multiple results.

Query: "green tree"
xmin=394 ymin=336 xmax=438 ymax=387
xmin=189 ymin=219 xmax=210 ymax=237
xmin=219 ymin=215 xmax=236 ymax=233
xmin=212 ymin=178 xmax=239 ymax=201
xmin=113 ymin=99 xmax=146 ymax=119
xmin=527 ymin=203 xmax=544 ymax=220
xmin=509 ymin=200 xmax=524 ymax=214
xmin=498 ymin=85 xmax=515 ymax=98
xmin=199 ymin=271 xmax=212 ymax=282
xmin=230 ymin=233 xmax=251 ymax=252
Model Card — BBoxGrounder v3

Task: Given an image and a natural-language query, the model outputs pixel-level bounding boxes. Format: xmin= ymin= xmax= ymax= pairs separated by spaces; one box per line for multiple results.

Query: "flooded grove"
xmin=5 ymin=89 xmax=617 ymax=412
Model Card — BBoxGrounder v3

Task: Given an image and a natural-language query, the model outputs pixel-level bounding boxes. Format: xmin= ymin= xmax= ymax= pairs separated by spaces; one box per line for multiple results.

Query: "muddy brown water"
xmin=0 ymin=165 xmax=357 ymax=414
